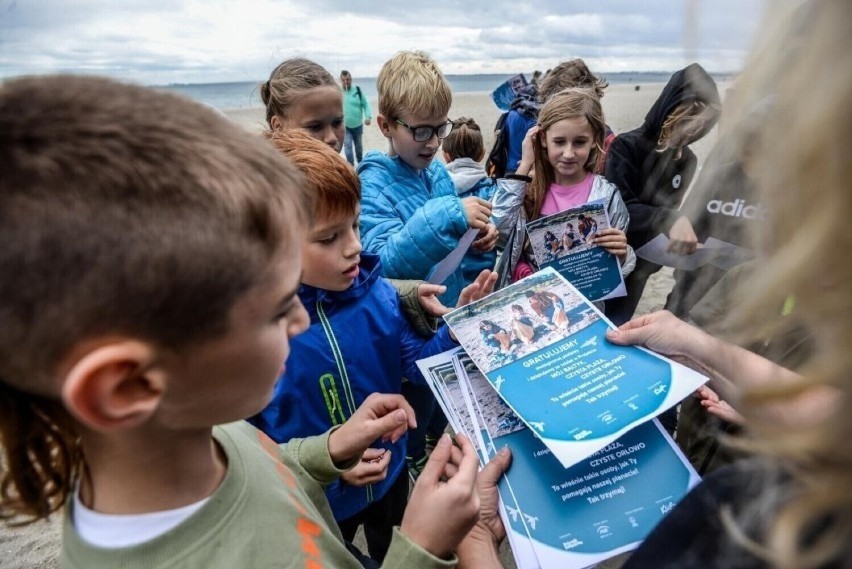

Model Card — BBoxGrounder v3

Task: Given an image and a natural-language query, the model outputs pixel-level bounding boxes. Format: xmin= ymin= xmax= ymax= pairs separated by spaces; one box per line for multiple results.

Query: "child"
xmin=261 ymin=57 xmax=345 ymax=151
xmin=250 ymin=130 xmax=496 ymax=562
xmin=358 ymin=50 xmax=496 ymax=306
xmin=491 ymin=88 xmax=636 ymax=293
xmin=357 ymin=50 xmax=497 ymax=478
xmin=490 ymin=58 xmax=613 ymax=179
xmin=0 ymin=75 xmax=507 ymax=569
xmin=603 ymin=63 xmax=721 ymax=326
xmin=510 ymin=305 xmax=536 ymax=345
xmin=442 ymin=116 xmax=498 ymax=285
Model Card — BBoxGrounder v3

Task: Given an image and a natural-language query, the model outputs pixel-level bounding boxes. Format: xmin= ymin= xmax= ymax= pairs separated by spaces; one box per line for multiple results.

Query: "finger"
xmin=366 ymin=393 xmax=417 ymax=433
xmin=418 ymin=434 xmax=454 ymax=487
xmin=361 ymin=447 xmax=386 ymax=461
xmin=419 ymin=283 xmax=447 ymax=297
xmin=479 ymin=446 xmax=512 ymax=488
xmin=423 ymin=298 xmax=452 ymax=317
xmin=447 ymin=433 xmax=480 ymax=490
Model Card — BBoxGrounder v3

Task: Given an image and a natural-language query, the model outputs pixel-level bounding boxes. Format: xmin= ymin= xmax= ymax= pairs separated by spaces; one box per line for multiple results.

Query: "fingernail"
xmin=438 ymin=433 xmax=452 ymax=447
xmin=393 ymin=409 xmax=406 ymax=422
xmin=498 ymin=446 xmax=510 ymax=457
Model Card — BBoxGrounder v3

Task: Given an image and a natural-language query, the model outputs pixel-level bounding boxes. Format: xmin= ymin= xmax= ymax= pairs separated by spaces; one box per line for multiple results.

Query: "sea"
xmin=158 ymin=71 xmax=734 ymax=111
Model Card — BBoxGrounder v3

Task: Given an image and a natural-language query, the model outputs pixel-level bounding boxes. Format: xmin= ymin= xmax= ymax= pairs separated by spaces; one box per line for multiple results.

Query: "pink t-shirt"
xmin=512 ymin=173 xmax=595 ymax=281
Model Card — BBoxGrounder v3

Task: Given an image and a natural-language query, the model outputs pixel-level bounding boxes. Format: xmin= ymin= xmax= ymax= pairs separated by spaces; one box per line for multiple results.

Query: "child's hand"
xmin=400 ymin=434 xmax=481 ymax=559
xmin=697 ymin=385 xmax=744 ymax=425
xmin=462 ymin=196 xmax=492 ymax=230
xmin=417 ymin=283 xmax=451 ymax=317
xmin=667 ymin=216 xmax=698 ymax=255
xmin=472 ymin=223 xmax=498 ymax=252
xmin=593 ymin=228 xmax=628 ymax=262
xmin=340 ymin=448 xmax=392 ymax=486
xmin=328 ymin=394 xmax=416 ymax=466
xmin=456 ymin=270 xmax=498 ymax=308
xmin=515 ymin=125 xmax=539 ymax=176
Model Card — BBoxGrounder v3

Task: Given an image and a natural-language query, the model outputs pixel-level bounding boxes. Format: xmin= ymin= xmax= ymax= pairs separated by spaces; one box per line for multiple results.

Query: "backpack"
xmin=355 ymin=86 xmax=364 ymax=104
xmin=485 ymin=112 xmax=509 ymax=179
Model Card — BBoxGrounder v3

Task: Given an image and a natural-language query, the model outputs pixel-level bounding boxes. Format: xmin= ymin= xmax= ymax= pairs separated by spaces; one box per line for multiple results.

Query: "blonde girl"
xmin=492 ymin=88 xmax=635 ymax=289
xmin=261 ymin=58 xmax=344 ymax=151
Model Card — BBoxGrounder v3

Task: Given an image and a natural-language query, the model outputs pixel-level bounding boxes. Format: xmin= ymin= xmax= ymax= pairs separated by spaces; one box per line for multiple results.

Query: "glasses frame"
xmin=393 ymin=118 xmax=454 ymax=142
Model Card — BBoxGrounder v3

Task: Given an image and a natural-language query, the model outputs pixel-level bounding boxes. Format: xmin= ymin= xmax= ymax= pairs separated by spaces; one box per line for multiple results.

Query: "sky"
xmin=0 ymin=0 xmax=767 ymax=85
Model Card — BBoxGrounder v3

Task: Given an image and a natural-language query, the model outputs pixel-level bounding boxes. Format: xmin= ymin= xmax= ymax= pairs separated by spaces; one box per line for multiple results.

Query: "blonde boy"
xmin=0 ymin=75 xmax=506 ymax=569
xmin=357 ymin=52 xmax=499 ymax=478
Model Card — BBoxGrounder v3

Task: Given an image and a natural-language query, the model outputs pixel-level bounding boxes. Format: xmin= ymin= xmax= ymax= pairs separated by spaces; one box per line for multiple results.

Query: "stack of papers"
xmin=419 ymin=268 xmax=706 ymax=568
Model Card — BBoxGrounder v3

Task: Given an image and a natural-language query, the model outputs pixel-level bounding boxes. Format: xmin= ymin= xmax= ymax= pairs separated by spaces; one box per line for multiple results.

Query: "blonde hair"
xmin=443 ymin=117 xmax=485 ymax=162
xmin=538 ymin=58 xmax=609 ymax=102
xmin=656 ymin=99 xmax=719 ymax=152
xmin=376 ymin=50 xmax=452 ymax=119
xmin=525 ymin=88 xmax=605 ymax=221
xmin=261 ymin=58 xmax=337 ymax=128
xmin=715 ymin=0 xmax=852 ymax=566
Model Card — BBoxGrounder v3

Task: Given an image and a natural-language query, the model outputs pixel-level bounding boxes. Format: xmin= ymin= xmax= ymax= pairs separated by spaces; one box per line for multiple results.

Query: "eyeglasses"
xmin=393 ymin=118 xmax=454 ymax=142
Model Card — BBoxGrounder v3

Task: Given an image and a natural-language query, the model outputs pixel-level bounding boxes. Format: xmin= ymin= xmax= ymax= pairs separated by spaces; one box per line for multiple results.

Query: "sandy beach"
xmin=0 ymin=81 xmax=721 ymax=569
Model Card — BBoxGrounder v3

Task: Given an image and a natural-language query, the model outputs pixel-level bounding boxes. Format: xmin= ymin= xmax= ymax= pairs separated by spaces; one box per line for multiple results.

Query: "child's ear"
xmin=270 ymin=115 xmax=283 ymax=131
xmin=442 ymin=150 xmax=451 ymax=163
xmin=376 ymin=115 xmax=393 ymax=139
xmin=61 ymin=341 xmax=167 ymax=432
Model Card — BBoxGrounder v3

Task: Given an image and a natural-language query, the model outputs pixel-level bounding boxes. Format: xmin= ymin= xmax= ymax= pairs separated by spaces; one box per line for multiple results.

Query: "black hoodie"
xmin=605 ymin=63 xmax=721 ymax=248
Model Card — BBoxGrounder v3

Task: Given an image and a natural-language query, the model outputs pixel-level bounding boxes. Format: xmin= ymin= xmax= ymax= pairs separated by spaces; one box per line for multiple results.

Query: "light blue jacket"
xmin=358 ymin=151 xmax=469 ymax=304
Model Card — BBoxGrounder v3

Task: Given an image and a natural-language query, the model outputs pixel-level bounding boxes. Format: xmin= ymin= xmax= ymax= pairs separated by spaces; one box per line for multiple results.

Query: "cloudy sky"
xmin=1 ymin=0 xmax=767 ymax=85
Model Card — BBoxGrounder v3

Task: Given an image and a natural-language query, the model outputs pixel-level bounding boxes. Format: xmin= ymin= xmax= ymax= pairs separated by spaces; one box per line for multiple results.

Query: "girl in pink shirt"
xmin=491 ymin=88 xmax=635 ymax=285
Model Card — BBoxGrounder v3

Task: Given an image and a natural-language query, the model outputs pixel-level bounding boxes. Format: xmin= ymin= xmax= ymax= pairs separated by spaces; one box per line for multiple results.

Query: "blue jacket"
xmin=357 ymin=151 xmax=469 ymax=305
xmin=249 ymin=254 xmax=456 ymax=521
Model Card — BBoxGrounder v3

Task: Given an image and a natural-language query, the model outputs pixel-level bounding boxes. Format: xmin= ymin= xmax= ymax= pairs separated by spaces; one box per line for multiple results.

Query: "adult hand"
xmin=401 ymin=434 xmax=481 ymax=559
xmin=456 ymin=447 xmax=512 ymax=569
xmin=462 ymin=197 xmax=493 ymax=230
xmin=340 ymin=448 xmax=392 ymax=486
xmin=667 ymin=216 xmax=698 ymax=255
xmin=605 ymin=310 xmax=707 ymax=360
xmin=328 ymin=394 xmax=416 ymax=465
xmin=417 ymin=283 xmax=451 ymax=317
xmin=364 ymin=118 xmax=371 ymax=126
xmin=472 ymin=223 xmax=498 ymax=252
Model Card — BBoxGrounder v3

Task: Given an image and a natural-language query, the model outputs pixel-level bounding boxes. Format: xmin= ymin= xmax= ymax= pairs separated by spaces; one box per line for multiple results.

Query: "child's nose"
xmin=322 ymin=127 xmax=339 ymax=149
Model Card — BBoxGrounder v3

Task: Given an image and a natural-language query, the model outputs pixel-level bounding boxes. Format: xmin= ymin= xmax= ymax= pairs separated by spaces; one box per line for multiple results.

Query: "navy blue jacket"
xmin=250 ymin=254 xmax=456 ymax=521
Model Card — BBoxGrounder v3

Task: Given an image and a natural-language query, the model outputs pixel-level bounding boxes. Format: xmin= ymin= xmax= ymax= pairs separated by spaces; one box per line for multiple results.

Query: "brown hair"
xmin=267 ymin=129 xmax=361 ymax=222
xmin=260 ymin=58 xmax=337 ymax=128
xmin=525 ymin=88 xmax=605 ymax=221
xmin=442 ymin=117 xmax=485 ymax=162
xmin=538 ymin=58 xmax=609 ymax=102
xmin=0 ymin=75 xmax=312 ymax=523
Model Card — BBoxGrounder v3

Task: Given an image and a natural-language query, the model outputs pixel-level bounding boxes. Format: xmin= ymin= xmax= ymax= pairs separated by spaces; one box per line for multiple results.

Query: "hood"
xmin=446 ymin=157 xmax=488 ymax=193
xmin=298 ymin=253 xmax=382 ymax=319
xmin=641 ymin=63 xmax=721 ymax=141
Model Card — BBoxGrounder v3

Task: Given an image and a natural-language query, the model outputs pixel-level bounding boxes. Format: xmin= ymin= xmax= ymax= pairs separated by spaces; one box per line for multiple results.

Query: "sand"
xmin=0 ymin=81 xmax=720 ymax=569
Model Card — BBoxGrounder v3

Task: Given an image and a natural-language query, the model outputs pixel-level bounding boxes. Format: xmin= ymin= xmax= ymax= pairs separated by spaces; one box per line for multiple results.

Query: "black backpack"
xmin=485 ymin=112 xmax=509 ymax=179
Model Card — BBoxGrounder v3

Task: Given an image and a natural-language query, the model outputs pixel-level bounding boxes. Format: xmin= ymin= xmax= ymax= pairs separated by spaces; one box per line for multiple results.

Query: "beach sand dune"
xmin=0 ymin=81 xmax=719 ymax=569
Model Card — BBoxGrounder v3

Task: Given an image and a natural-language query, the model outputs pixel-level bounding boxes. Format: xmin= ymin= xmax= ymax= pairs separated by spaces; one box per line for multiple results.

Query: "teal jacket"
xmin=342 ymin=86 xmax=371 ymax=129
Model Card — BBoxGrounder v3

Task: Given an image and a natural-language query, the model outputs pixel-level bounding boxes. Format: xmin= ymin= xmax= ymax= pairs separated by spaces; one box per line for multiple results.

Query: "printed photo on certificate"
xmin=525 ymin=199 xmax=626 ymax=302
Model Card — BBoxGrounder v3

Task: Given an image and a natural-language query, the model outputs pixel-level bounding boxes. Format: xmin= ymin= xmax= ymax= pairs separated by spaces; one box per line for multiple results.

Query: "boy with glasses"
xmin=357 ymin=50 xmax=498 ymax=479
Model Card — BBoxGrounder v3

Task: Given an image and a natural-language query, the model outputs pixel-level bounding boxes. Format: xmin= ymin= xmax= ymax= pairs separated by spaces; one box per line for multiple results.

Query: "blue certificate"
xmin=443 ymin=267 xmax=708 ymax=469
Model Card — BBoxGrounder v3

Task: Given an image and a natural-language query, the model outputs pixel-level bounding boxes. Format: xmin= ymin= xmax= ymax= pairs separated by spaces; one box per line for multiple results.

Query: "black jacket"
xmin=605 ymin=63 xmax=721 ymax=248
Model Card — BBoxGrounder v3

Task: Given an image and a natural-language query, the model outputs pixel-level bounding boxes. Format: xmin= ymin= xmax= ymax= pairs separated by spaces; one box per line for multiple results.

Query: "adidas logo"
xmin=705 ymin=199 xmax=765 ymax=220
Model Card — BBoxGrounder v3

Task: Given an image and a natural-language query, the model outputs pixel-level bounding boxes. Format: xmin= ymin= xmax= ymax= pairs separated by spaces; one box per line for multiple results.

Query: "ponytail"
xmin=0 ymin=380 xmax=81 ymax=524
